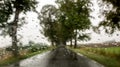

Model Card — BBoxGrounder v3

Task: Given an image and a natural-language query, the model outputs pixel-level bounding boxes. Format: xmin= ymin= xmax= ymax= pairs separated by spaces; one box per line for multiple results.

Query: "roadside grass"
xmin=19 ymin=49 xmax=50 ymax=59
xmin=0 ymin=47 xmax=52 ymax=66
xmin=72 ymin=47 xmax=120 ymax=67
xmin=83 ymin=47 xmax=120 ymax=60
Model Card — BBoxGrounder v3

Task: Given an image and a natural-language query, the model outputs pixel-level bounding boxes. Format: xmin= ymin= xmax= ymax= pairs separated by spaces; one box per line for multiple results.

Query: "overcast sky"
xmin=0 ymin=0 xmax=120 ymax=48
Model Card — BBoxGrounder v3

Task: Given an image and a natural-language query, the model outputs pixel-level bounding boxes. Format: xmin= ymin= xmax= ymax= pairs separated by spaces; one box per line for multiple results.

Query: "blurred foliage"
xmin=6 ymin=42 xmax=49 ymax=52
xmin=39 ymin=5 xmax=58 ymax=45
xmin=98 ymin=0 xmax=120 ymax=34
xmin=0 ymin=0 xmax=37 ymax=26
xmin=78 ymin=33 xmax=91 ymax=41
xmin=39 ymin=0 xmax=92 ymax=47
xmin=0 ymin=0 xmax=38 ymax=56
xmin=73 ymin=47 xmax=120 ymax=67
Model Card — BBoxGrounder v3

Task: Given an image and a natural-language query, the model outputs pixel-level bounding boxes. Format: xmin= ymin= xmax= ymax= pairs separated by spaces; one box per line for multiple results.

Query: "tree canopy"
xmin=40 ymin=0 xmax=92 ymax=47
xmin=98 ymin=0 xmax=120 ymax=34
xmin=40 ymin=5 xmax=58 ymax=45
xmin=0 ymin=0 xmax=37 ymax=56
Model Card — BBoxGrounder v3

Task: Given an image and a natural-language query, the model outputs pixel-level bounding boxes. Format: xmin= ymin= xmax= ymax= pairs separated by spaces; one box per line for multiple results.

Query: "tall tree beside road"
xmin=56 ymin=0 xmax=92 ymax=48
xmin=0 ymin=0 xmax=37 ymax=57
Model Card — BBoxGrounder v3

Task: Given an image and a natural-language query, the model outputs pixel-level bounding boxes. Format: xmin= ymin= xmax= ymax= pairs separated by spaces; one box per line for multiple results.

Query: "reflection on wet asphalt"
xmin=5 ymin=47 xmax=104 ymax=67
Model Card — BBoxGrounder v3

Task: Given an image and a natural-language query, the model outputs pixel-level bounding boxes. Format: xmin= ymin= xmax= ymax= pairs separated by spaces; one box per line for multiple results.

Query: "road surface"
xmin=4 ymin=47 xmax=104 ymax=67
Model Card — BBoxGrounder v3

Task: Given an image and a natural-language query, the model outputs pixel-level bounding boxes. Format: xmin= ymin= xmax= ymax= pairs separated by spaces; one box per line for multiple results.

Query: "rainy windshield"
xmin=0 ymin=0 xmax=120 ymax=67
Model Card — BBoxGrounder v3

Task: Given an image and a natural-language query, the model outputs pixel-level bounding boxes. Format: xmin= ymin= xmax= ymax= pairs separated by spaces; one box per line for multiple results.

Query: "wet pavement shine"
xmin=4 ymin=47 xmax=104 ymax=67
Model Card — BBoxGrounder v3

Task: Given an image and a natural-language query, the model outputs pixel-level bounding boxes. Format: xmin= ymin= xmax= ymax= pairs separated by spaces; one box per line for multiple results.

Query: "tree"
xmin=78 ymin=33 xmax=91 ymax=42
xmin=40 ymin=5 xmax=58 ymax=46
xmin=40 ymin=4 xmax=74 ymax=46
xmin=0 ymin=0 xmax=37 ymax=57
xmin=98 ymin=0 xmax=120 ymax=34
xmin=56 ymin=0 xmax=92 ymax=48
xmin=40 ymin=0 xmax=92 ymax=47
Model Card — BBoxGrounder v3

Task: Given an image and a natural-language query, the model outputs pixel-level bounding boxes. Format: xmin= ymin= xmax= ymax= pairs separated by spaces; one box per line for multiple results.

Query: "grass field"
xmin=72 ymin=46 xmax=120 ymax=67
xmin=0 ymin=47 xmax=52 ymax=66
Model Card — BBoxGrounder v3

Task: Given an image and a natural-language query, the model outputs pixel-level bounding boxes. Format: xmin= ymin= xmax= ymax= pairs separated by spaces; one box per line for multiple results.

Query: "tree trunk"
xmin=70 ymin=38 xmax=72 ymax=47
xmin=58 ymin=39 xmax=65 ymax=47
xmin=74 ymin=29 xmax=77 ymax=48
xmin=51 ymin=40 xmax=54 ymax=46
xmin=63 ymin=40 xmax=66 ymax=45
xmin=11 ymin=9 xmax=20 ymax=57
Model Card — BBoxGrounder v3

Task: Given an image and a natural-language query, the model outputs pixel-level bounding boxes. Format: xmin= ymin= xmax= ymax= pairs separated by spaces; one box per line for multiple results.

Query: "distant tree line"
xmin=39 ymin=0 xmax=92 ymax=48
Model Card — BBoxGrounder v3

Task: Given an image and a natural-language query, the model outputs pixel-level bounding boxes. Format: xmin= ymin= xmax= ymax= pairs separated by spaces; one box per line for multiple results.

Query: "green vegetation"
xmin=86 ymin=47 xmax=120 ymax=59
xmin=0 ymin=0 xmax=120 ymax=66
xmin=0 ymin=0 xmax=38 ymax=57
xmin=19 ymin=48 xmax=50 ymax=59
xmin=39 ymin=0 xmax=92 ymax=47
xmin=0 ymin=45 xmax=51 ymax=66
xmin=72 ymin=47 xmax=120 ymax=67
xmin=97 ymin=0 xmax=120 ymax=34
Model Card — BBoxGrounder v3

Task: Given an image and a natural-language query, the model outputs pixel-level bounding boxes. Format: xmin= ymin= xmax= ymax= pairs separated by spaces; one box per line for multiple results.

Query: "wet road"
xmin=4 ymin=47 xmax=104 ymax=67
